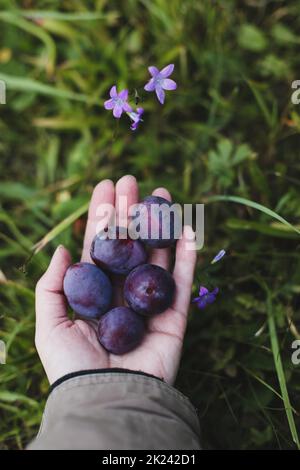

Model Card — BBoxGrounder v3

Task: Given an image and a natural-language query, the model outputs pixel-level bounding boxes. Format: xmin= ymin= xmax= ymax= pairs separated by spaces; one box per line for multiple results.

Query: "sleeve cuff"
xmin=29 ymin=371 xmax=201 ymax=450
xmin=49 ymin=368 xmax=163 ymax=393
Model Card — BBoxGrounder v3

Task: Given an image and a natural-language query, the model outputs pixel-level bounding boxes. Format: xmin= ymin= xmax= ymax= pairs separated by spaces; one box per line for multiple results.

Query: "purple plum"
xmin=63 ymin=262 xmax=112 ymax=319
xmin=90 ymin=227 xmax=147 ymax=275
xmin=124 ymin=263 xmax=176 ymax=316
xmin=98 ymin=306 xmax=145 ymax=354
xmin=133 ymin=195 xmax=180 ymax=248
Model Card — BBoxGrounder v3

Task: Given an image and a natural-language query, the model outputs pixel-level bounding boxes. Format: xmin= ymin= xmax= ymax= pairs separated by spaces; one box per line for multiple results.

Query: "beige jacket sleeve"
xmin=28 ymin=370 xmax=201 ymax=450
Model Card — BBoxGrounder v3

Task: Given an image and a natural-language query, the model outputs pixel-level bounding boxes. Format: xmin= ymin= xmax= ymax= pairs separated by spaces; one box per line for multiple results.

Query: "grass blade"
xmin=246 ymin=79 xmax=273 ymax=128
xmin=242 ymin=365 xmax=298 ymax=414
xmin=226 ymin=218 xmax=300 ymax=239
xmin=0 ymin=73 xmax=94 ymax=103
xmin=0 ymin=12 xmax=56 ymax=74
xmin=20 ymin=10 xmax=118 ymax=22
xmin=207 ymin=195 xmax=300 ymax=236
xmin=266 ymin=293 xmax=300 ymax=449
xmin=32 ymin=202 xmax=89 ymax=254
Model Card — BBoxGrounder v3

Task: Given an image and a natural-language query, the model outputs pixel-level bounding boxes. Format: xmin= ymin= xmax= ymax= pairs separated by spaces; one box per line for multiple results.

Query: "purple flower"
xmin=211 ymin=249 xmax=226 ymax=264
xmin=144 ymin=64 xmax=177 ymax=104
xmin=128 ymin=107 xmax=144 ymax=131
xmin=192 ymin=286 xmax=219 ymax=309
xmin=104 ymin=86 xmax=132 ymax=118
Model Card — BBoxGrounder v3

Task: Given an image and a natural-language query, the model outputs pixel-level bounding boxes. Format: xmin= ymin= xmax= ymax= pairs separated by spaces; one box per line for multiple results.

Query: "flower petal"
xmin=128 ymin=111 xmax=137 ymax=120
xmin=137 ymin=107 xmax=144 ymax=116
xmin=199 ymin=286 xmax=209 ymax=296
xmin=113 ymin=104 xmax=123 ymax=118
xmin=144 ymin=79 xmax=156 ymax=92
xmin=123 ymin=101 xmax=132 ymax=113
xmin=104 ymin=99 xmax=114 ymax=110
xmin=148 ymin=66 xmax=159 ymax=77
xmin=109 ymin=85 xmax=117 ymax=98
xmin=118 ymin=89 xmax=128 ymax=100
xmin=205 ymin=293 xmax=217 ymax=305
xmin=155 ymin=86 xmax=165 ymax=104
xmin=162 ymin=78 xmax=177 ymax=90
xmin=196 ymin=298 xmax=209 ymax=309
xmin=160 ymin=64 xmax=174 ymax=78
xmin=211 ymin=250 xmax=226 ymax=264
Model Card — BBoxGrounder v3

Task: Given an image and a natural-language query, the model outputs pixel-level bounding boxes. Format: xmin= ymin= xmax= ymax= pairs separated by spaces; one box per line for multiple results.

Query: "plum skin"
xmin=90 ymin=227 xmax=147 ymax=275
xmin=98 ymin=307 xmax=145 ymax=354
xmin=134 ymin=195 xmax=179 ymax=248
xmin=63 ymin=262 xmax=112 ymax=319
xmin=124 ymin=263 xmax=176 ymax=316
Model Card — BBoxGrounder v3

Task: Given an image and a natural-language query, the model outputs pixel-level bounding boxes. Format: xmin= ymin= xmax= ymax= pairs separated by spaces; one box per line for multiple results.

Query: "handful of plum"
xmin=63 ymin=196 xmax=178 ymax=355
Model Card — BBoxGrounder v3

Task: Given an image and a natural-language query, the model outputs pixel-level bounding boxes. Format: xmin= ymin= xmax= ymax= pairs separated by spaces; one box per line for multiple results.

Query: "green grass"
xmin=266 ymin=289 xmax=299 ymax=449
xmin=1 ymin=0 xmax=300 ymax=449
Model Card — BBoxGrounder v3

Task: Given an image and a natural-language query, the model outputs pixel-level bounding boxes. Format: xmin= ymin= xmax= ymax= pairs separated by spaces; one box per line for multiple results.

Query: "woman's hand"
xmin=35 ymin=175 xmax=196 ymax=385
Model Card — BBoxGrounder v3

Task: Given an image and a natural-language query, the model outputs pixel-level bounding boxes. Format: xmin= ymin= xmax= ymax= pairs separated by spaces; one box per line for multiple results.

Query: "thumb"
xmin=35 ymin=245 xmax=72 ymax=334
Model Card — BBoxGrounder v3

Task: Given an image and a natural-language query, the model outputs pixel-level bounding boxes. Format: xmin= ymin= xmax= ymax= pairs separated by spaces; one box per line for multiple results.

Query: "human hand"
xmin=35 ymin=176 xmax=196 ymax=385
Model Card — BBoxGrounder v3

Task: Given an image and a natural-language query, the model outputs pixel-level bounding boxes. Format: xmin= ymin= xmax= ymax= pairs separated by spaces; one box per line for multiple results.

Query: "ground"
xmin=0 ymin=0 xmax=300 ymax=449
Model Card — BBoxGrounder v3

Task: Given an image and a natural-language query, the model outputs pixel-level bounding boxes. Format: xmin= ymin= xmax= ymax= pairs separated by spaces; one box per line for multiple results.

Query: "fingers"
xmin=81 ymin=180 xmax=115 ymax=262
xmin=172 ymin=225 xmax=197 ymax=316
xmin=115 ymin=175 xmax=139 ymax=228
xmin=81 ymin=175 xmax=138 ymax=262
xmin=148 ymin=225 xmax=196 ymax=336
xmin=35 ymin=245 xmax=72 ymax=333
xmin=148 ymin=187 xmax=171 ymax=270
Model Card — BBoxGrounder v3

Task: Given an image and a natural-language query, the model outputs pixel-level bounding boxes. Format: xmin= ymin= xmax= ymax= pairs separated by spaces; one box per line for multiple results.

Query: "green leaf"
xmin=232 ymin=143 xmax=252 ymax=165
xmin=207 ymin=139 xmax=252 ymax=189
xmin=238 ymin=24 xmax=267 ymax=52
xmin=271 ymin=23 xmax=300 ymax=45
xmin=260 ymin=54 xmax=289 ymax=79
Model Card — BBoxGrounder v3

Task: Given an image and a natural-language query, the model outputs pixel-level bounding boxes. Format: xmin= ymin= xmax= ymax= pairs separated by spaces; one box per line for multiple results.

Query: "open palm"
xmin=35 ymin=176 xmax=196 ymax=385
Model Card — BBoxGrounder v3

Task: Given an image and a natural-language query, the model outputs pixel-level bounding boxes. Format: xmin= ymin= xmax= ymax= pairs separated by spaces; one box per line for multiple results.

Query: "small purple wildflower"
xmin=104 ymin=86 xmax=132 ymax=118
xmin=192 ymin=286 xmax=219 ymax=309
xmin=144 ymin=64 xmax=177 ymax=104
xmin=211 ymin=249 xmax=226 ymax=264
xmin=128 ymin=107 xmax=144 ymax=131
